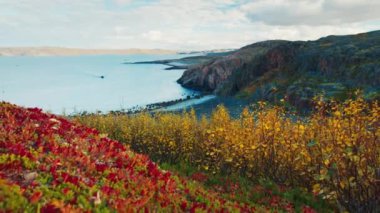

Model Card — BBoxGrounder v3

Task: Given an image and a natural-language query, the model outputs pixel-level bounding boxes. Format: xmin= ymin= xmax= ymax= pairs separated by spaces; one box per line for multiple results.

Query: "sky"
xmin=0 ymin=0 xmax=379 ymax=51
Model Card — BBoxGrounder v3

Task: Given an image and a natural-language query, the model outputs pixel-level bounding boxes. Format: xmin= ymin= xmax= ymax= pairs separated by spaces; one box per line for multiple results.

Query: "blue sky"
xmin=0 ymin=0 xmax=379 ymax=50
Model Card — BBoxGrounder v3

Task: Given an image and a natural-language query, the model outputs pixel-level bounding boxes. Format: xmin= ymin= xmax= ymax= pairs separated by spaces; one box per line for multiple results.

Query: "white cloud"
xmin=142 ymin=31 xmax=163 ymax=41
xmin=243 ymin=0 xmax=380 ymax=26
xmin=0 ymin=0 xmax=378 ymax=50
xmin=113 ymin=0 xmax=133 ymax=6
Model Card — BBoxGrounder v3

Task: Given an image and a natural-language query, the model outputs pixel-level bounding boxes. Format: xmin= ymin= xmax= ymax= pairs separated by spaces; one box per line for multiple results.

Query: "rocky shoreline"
xmin=71 ymin=93 xmax=210 ymax=116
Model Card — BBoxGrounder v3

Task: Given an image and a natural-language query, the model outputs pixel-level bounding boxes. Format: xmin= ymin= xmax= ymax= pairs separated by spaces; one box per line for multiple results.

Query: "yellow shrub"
xmin=74 ymin=98 xmax=379 ymax=212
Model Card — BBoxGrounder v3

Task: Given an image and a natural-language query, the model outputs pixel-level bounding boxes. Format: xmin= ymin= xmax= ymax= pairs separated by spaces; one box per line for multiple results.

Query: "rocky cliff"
xmin=177 ymin=30 xmax=380 ymax=106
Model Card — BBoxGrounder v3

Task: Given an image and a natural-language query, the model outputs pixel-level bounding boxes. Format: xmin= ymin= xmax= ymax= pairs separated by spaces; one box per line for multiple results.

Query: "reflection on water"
xmin=0 ymin=54 xmax=197 ymax=114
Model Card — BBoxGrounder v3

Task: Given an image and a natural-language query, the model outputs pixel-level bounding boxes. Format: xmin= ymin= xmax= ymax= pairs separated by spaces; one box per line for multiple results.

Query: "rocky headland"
xmin=127 ymin=51 xmax=234 ymax=70
xmin=177 ymin=30 xmax=380 ymax=108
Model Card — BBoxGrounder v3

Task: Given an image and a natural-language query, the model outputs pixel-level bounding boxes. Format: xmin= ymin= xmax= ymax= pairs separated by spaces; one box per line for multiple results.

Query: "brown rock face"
xmin=178 ymin=55 xmax=242 ymax=91
xmin=177 ymin=40 xmax=299 ymax=95
xmin=177 ymin=30 xmax=380 ymax=101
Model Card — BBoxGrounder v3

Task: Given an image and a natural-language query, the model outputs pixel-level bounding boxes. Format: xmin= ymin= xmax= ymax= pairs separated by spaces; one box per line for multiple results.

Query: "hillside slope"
xmin=178 ymin=30 xmax=380 ymax=107
xmin=0 ymin=102 xmax=258 ymax=212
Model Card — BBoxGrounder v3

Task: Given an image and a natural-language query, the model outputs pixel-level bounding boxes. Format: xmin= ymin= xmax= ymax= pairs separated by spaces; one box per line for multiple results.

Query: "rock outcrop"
xmin=177 ymin=30 xmax=380 ymax=106
xmin=178 ymin=40 xmax=294 ymax=92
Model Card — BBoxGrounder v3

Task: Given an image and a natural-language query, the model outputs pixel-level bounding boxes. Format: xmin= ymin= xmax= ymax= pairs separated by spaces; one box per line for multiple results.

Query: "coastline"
xmin=70 ymin=94 xmax=252 ymax=119
xmin=76 ymin=51 xmax=230 ymax=116
xmin=72 ymin=93 xmax=215 ymax=116
xmin=126 ymin=52 xmax=232 ymax=70
xmin=152 ymin=95 xmax=216 ymax=112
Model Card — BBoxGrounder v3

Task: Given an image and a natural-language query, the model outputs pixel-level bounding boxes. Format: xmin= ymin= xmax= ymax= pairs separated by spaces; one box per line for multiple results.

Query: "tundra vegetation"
xmin=0 ymin=95 xmax=378 ymax=212
xmin=76 ymin=96 xmax=379 ymax=212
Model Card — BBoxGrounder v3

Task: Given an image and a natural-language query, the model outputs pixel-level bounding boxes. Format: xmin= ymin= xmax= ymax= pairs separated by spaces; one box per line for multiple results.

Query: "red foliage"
xmin=190 ymin=172 xmax=208 ymax=182
xmin=30 ymin=191 xmax=43 ymax=203
xmin=0 ymin=102 xmax=263 ymax=211
xmin=302 ymin=206 xmax=317 ymax=213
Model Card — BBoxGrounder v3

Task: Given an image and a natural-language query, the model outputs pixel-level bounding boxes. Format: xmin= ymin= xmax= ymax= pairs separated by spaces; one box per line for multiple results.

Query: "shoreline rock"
xmin=71 ymin=93 xmax=207 ymax=116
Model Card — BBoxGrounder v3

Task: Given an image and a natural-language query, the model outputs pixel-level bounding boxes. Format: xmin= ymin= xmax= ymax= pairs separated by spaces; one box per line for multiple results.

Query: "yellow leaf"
xmin=299 ymin=125 xmax=305 ymax=131
xmin=312 ymin=184 xmax=320 ymax=192
xmin=339 ymin=181 xmax=345 ymax=189
xmin=324 ymin=159 xmax=330 ymax=165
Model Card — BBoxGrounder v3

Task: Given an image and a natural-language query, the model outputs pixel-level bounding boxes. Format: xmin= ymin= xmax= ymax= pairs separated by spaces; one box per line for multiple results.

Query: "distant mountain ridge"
xmin=0 ymin=47 xmax=176 ymax=56
xmin=177 ymin=49 xmax=236 ymax=55
xmin=178 ymin=30 xmax=380 ymax=107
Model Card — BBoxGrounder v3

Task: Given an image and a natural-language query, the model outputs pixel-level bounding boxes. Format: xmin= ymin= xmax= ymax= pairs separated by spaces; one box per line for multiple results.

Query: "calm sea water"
xmin=0 ymin=54 xmax=197 ymax=114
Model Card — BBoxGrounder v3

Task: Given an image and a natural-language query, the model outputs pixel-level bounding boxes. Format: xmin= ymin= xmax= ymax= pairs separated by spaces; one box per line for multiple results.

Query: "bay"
xmin=0 ymin=54 xmax=197 ymax=114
